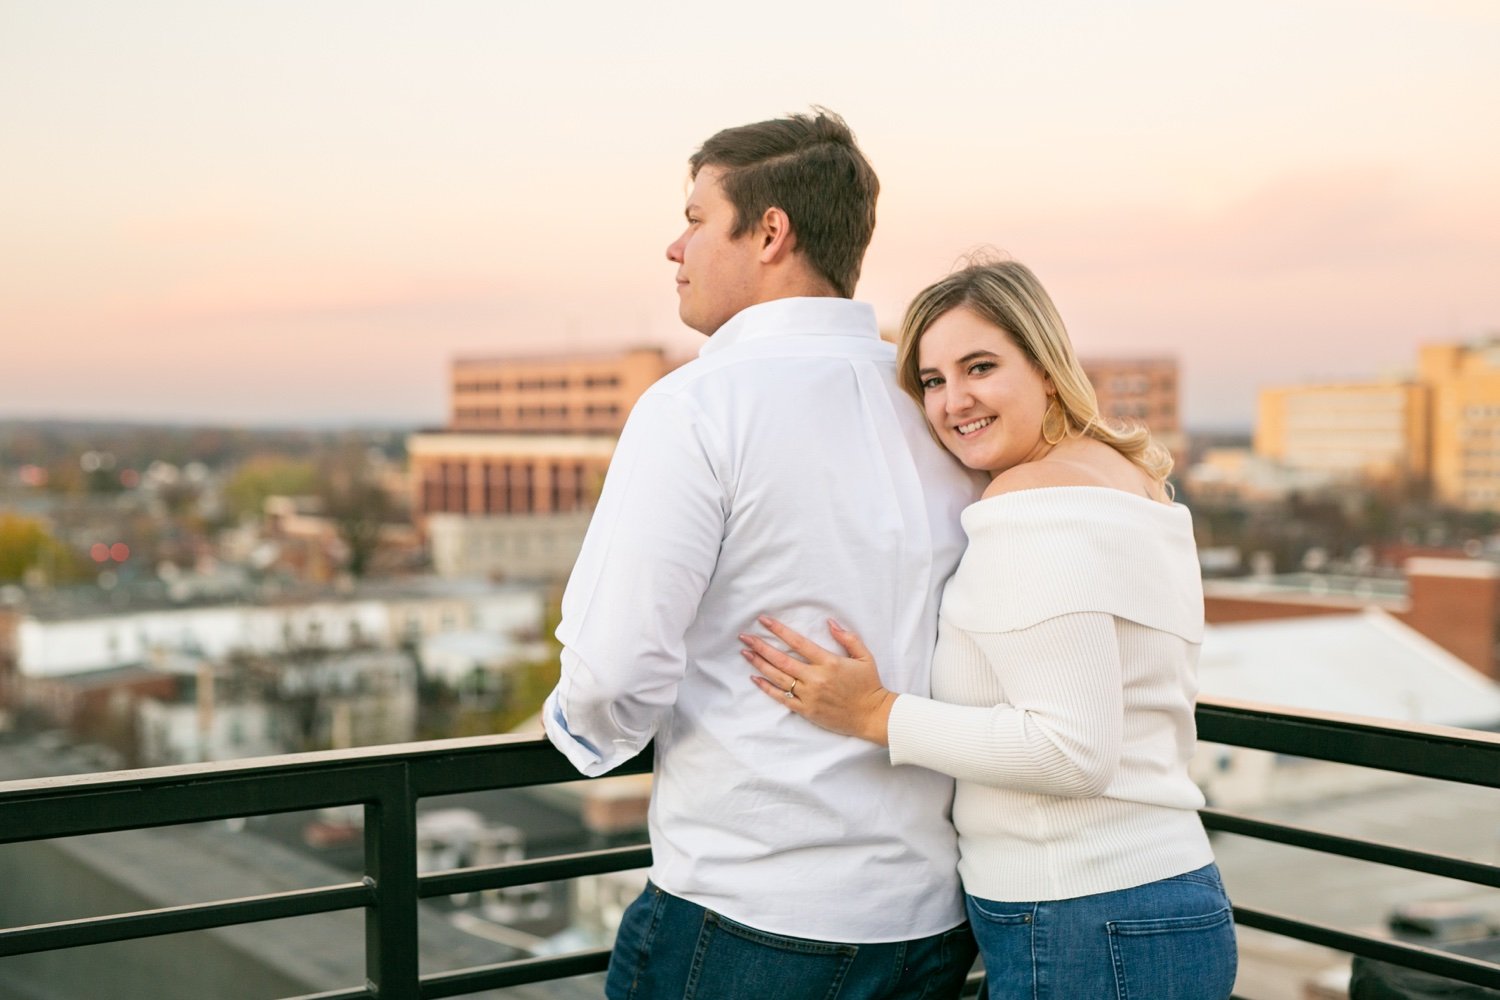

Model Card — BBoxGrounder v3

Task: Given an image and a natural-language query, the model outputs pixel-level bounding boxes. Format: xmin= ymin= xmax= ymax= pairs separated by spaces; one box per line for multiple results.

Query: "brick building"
xmin=1080 ymin=356 xmax=1184 ymax=469
xmin=409 ymin=347 xmax=678 ymax=581
xmin=1081 ymin=356 xmax=1180 ymax=437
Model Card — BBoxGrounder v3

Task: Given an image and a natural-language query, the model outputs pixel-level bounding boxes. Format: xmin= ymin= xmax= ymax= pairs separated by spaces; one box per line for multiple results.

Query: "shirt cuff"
xmin=541 ymin=692 xmax=614 ymax=777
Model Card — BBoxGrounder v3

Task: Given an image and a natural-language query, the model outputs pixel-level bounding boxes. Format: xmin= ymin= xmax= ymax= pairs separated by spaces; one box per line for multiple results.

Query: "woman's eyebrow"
xmin=919 ymin=350 xmax=998 ymax=374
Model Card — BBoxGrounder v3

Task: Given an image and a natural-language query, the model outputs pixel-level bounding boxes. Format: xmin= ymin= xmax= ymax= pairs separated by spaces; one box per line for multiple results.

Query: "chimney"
xmin=1399 ymin=558 xmax=1500 ymax=681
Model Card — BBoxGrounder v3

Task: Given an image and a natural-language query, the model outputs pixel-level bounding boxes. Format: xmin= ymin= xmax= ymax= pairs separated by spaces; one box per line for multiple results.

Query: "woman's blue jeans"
xmin=606 ymin=881 xmax=978 ymax=1000
xmin=966 ymin=863 xmax=1237 ymax=1000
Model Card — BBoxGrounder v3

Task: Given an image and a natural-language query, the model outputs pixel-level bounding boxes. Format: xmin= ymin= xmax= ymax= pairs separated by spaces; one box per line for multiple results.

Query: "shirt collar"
xmin=699 ymin=297 xmax=880 ymax=357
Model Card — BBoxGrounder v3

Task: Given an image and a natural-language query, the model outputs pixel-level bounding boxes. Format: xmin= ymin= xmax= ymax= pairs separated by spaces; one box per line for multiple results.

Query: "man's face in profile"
xmin=666 ymin=166 xmax=762 ymax=336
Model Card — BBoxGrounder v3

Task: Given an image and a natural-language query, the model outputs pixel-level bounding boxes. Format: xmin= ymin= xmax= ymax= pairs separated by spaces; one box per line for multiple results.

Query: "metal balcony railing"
xmin=1196 ymin=697 xmax=1500 ymax=995
xmin=0 ymin=696 xmax=1495 ymax=999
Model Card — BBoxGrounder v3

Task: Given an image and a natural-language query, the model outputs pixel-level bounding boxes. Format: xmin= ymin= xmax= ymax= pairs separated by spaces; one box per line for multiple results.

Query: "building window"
xmin=440 ymin=462 xmax=470 ymax=514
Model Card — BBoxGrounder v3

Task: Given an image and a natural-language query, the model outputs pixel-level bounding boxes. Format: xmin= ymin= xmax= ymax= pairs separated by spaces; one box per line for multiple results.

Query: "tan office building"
xmin=1254 ymin=382 xmax=1429 ymax=482
xmin=1421 ymin=341 xmax=1500 ymax=509
xmin=449 ymin=348 xmax=670 ymax=435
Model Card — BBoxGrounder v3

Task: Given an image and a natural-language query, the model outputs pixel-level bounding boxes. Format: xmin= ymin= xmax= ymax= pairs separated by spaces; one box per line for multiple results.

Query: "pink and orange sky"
xmin=3 ymin=0 xmax=1497 ymax=429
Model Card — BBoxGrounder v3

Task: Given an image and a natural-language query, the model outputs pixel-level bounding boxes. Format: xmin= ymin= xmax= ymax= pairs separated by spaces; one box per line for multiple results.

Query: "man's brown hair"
xmin=689 ymin=108 xmax=878 ymax=299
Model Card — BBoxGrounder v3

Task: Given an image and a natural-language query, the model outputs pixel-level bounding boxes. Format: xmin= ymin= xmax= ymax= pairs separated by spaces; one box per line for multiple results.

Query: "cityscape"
xmin=3 ymin=1 xmax=1498 ymax=998
xmin=3 ymin=339 xmax=1500 ymax=997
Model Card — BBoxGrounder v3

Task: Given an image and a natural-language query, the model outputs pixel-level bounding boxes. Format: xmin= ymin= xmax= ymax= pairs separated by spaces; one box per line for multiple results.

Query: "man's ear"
xmin=757 ymin=206 xmax=797 ymax=263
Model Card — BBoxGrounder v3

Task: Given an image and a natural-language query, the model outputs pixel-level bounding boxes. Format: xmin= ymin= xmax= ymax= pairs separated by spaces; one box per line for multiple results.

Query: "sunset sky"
xmin=3 ymin=0 xmax=1497 ymax=429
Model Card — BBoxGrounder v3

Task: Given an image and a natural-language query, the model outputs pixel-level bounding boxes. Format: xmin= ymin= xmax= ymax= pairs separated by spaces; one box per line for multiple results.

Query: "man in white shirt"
xmin=542 ymin=109 xmax=981 ymax=1000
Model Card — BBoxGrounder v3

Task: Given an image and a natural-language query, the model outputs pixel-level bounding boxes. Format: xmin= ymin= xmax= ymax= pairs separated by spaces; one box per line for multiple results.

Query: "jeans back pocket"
xmin=1107 ymin=906 xmax=1236 ymax=1000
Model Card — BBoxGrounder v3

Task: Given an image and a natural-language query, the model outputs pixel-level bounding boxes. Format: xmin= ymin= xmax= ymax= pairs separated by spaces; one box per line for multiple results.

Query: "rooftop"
xmin=1201 ymin=608 xmax=1500 ymax=729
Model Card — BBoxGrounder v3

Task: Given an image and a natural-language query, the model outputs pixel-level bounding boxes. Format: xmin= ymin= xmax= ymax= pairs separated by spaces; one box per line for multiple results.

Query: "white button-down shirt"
xmin=543 ymin=296 xmax=982 ymax=942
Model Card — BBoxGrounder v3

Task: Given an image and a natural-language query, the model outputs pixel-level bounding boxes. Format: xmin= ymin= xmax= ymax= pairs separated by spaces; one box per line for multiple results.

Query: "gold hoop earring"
xmin=1041 ymin=397 xmax=1068 ymax=446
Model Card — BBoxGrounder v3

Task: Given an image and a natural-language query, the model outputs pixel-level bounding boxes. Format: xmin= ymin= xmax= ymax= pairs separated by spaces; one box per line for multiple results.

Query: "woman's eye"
xmin=968 ymin=361 xmax=995 ymax=376
xmin=920 ymin=376 xmax=943 ymax=391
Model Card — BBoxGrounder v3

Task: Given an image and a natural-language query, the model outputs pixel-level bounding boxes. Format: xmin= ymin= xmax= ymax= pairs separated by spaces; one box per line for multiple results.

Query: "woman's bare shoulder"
xmin=980 ymin=461 xmax=1088 ymax=499
xmin=982 ymin=445 xmax=1168 ymax=503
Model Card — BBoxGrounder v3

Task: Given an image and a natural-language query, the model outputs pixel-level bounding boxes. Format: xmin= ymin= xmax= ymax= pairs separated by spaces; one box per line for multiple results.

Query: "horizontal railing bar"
xmin=0 ymin=734 xmax=654 ymax=807
xmin=420 ymin=845 xmax=652 ymax=899
xmin=0 ymin=766 xmax=392 ymax=845
xmin=420 ymin=947 xmax=612 ymax=998
xmin=0 ymin=749 xmax=653 ymax=846
xmin=407 ymin=742 xmax=652 ymax=798
xmin=1234 ymin=904 xmax=1500 ymax=988
xmin=1202 ymin=808 xmax=1500 ymax=888
xmin=280 ymin=987 xmax=370 ymax=1000
xmin=1196 ymin=696 xmax=1500 ymax=788
xmin=0 ymin=881 xmax=373 ymax=958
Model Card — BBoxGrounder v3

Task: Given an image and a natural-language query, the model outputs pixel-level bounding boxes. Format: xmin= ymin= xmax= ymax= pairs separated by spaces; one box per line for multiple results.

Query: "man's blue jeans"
xmin=605 ymin=881 xmax=978 ymax=1000
xmin=966 ymin=862 xmax=1237 ymax=1000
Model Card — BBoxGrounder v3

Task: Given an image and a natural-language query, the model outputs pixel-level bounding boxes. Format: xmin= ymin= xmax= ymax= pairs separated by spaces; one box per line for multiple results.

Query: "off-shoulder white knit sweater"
xmin=887 ymin=486 xmax=1214 ymax=902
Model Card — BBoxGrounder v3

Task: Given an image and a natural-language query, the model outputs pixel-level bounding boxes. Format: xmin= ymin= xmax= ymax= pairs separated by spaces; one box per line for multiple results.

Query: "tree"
xmin=320 ymin=475 xmax=393 ymax=579
xmin=223 ymin=456 xmax=320 ymax=521
xmin=0 ymin=512 xmax=85 ymax=584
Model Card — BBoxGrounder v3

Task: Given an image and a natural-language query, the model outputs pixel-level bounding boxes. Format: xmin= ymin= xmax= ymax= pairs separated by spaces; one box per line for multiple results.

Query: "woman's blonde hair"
xmin=897 ymin=257 xmax=1174 ymax=488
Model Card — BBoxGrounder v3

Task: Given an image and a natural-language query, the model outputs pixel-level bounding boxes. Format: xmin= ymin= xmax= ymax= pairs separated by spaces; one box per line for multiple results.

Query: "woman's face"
xmin=916 ymin=306 xmax=1055 ymax=477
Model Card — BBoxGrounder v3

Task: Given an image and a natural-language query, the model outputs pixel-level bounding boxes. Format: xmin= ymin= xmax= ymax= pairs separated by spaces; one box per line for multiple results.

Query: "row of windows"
xmin=1097 ymin=374 xmax=1175 ymax=394
xmin=1282 ymin=417 xmax=1404 ymax=432
xmin=454 ymin=404 xmax=622 ymax=421
xmin=1105 ymin=402 xmax=1175 ymax=420
xmin=100 ymin=618 xmax=379 ymax=660
xmin=422 ymin=461 xmax=597 ymax=515
xmin=455 ymin=375 xmax=623 ymax=393
xmin=1284 ymin=392 xmax=1408 ymax=412
xmin=1279 ymin=433 xmax=1405 ymax=450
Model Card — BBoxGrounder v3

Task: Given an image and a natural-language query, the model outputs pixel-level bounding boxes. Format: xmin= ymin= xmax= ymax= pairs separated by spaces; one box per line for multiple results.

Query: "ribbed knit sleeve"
xmin=888 ymin=613 xmax=1122 ymax=794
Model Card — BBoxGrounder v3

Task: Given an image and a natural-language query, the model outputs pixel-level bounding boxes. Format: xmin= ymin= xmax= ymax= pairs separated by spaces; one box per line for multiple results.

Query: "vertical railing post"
xmin=365 ymin=764 xmax=419 ymax=999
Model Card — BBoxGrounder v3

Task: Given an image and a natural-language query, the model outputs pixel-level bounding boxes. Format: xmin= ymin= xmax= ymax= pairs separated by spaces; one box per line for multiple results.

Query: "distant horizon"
xmin=0 ymin=412 xmax=1260 ymax=439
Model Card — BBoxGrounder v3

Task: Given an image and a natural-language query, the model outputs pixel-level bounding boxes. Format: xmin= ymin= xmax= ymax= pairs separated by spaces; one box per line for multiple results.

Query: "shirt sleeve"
xmin=542 ymin=390 xmax=727 ymax=776
xmin=885 ymin=612 xmax=1124 ymax=796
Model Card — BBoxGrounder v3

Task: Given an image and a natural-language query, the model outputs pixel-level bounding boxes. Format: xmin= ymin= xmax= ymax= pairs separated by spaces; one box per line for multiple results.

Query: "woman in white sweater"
xmin=740 ymin=260 xmax=1237 ymax=999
